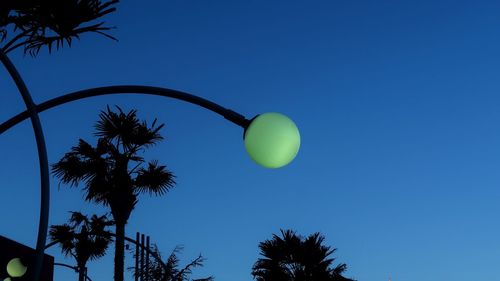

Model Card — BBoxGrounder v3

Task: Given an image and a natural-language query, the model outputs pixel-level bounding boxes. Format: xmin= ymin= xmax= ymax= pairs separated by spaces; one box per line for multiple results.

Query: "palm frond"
xmin=69 ymin=211 xmax=89 ymax=226
xmin=175 ymin=254 xmax=205 ymax=281
xmin=49 ymin=224 xmax=76 ymax=258
xmin=95 ymin=106 xmax=165 ymax=153
xmin=130 ymin=244 xmax=213 ymax=281
xmin=134 ymin=160 xmax=176 ymax=196
xmin=193 ymin=278 xmax=214 ymax=281
xmin=252 ymin=230 xmax=355 ymax=281
xmin=1 ymin=0 xmax=119 ymax=55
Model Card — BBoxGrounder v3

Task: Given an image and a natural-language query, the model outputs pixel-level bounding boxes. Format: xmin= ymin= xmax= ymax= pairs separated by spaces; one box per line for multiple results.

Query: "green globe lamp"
xmin=6 ymin=258 xmax=27 ymax=278
xmin=244 ymin=112 xmax=300 ymax=168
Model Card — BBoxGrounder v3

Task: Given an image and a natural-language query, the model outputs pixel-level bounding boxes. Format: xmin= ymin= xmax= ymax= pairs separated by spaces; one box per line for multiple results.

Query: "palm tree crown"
xmin=252 ymin=230 xmax=355 ymax=281
xmin=52 ymin=106 xmax=176 ymax=281
xmin=49 ymin=212 xmax=114 ymax=281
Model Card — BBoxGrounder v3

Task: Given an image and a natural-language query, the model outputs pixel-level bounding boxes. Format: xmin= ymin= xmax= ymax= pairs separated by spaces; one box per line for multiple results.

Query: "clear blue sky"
xmin=2 ymin=1 xmax=500 ymax=280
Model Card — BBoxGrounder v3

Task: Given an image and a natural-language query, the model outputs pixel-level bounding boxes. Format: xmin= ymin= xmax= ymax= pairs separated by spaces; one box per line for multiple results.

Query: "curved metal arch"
xmin=0 ymin=50 xmax=50 ymax=281
xmin=0 ymin=85 xmax=251 ymax=135
xmin=0 ymin=63 xmax=251 ymax=281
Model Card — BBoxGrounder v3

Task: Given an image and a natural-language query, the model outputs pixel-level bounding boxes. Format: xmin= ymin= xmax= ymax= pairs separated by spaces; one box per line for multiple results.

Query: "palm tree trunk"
xmin=114 ymin=222 xmax=126 ymax=281
xmin=77 ymin=262 xmax=86 ymax=281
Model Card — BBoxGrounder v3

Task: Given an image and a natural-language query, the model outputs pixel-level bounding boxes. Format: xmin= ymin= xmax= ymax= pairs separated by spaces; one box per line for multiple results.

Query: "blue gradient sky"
xmin=2 ymin=1 xmax=500 ymax=280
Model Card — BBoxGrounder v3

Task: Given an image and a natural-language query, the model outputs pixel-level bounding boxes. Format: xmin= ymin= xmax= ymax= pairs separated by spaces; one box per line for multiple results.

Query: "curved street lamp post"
xmin=0 ymin=49 xmax=300 ymax=280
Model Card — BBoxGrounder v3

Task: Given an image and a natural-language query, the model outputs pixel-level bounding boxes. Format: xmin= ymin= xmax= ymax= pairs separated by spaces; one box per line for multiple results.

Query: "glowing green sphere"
xmin=244 ymin=112 xmax=300 ymax=168
xmin=4 ymin=278 xmax=12 ymax=281
xmin=6 ymin=258 xmax=27 ymax=278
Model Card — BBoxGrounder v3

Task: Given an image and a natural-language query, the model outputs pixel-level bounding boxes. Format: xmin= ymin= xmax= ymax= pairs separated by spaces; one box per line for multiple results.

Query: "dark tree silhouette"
xmin=129 ymin=244 xmax=214 ymax=281
xmin=49 ymin=212 xmax=114 ymax=281
xmin=52 ymin=106 xmax=176 ymax=281
xmin=252 ymin=230 xmax=355 ymax=281
xmin=0 ymin=0 xmax=118 ymax=55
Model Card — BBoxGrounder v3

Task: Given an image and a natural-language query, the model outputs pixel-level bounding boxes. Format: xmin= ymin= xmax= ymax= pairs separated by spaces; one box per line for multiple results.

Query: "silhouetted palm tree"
xmin=130 ymin=244 xmax=214 ymax=281
xmin=252 ymin=230 xmax=355 ymax=281
xmin=52 ymin=106 xmax=176 ymax=281
xmin=0 ymin=0 xmax=118 ymax=55
xmin=49 ymin=212 xmax=114 ymax=281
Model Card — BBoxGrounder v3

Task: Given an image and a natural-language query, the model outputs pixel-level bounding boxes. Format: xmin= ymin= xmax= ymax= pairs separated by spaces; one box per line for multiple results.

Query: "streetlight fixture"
xmin=244 ymin=112 xmax=301 ymax=168
xmin=6 ymin=258 xmax=28 ymax=278
xmin=0 ymin=50 xmax=300 ymax=280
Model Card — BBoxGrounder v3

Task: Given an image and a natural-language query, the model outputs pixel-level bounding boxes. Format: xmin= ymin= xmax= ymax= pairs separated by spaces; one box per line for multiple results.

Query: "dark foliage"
xmin=129 ymin=244 xmax=214 ymax=281
xmin=252 ymin=230 xmax=355 ymax=281
xmin=0 ymin=0 xmax=118 ymax=55
xmin=49 ymin=212 xmax=114 ymax=281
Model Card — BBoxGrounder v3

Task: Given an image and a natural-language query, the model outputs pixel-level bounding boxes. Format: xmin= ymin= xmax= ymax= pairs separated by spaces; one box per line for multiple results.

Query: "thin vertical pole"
xmin=146 ymin=236 xmax=150 ymax=281
xmin=140 ymin=234 xmax=145 ymax=281
xmin=135 ymin=232 xmax=140 ymax=281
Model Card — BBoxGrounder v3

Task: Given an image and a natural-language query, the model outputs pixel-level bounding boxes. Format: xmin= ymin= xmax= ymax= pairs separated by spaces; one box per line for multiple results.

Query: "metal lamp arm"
xmin=0 ymin=85 xmax=251 ymax=135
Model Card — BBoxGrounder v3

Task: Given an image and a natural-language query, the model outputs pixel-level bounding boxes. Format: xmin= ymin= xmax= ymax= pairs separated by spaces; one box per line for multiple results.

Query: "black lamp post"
xmin=0 ymin=49 xmax=301 ymax=281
